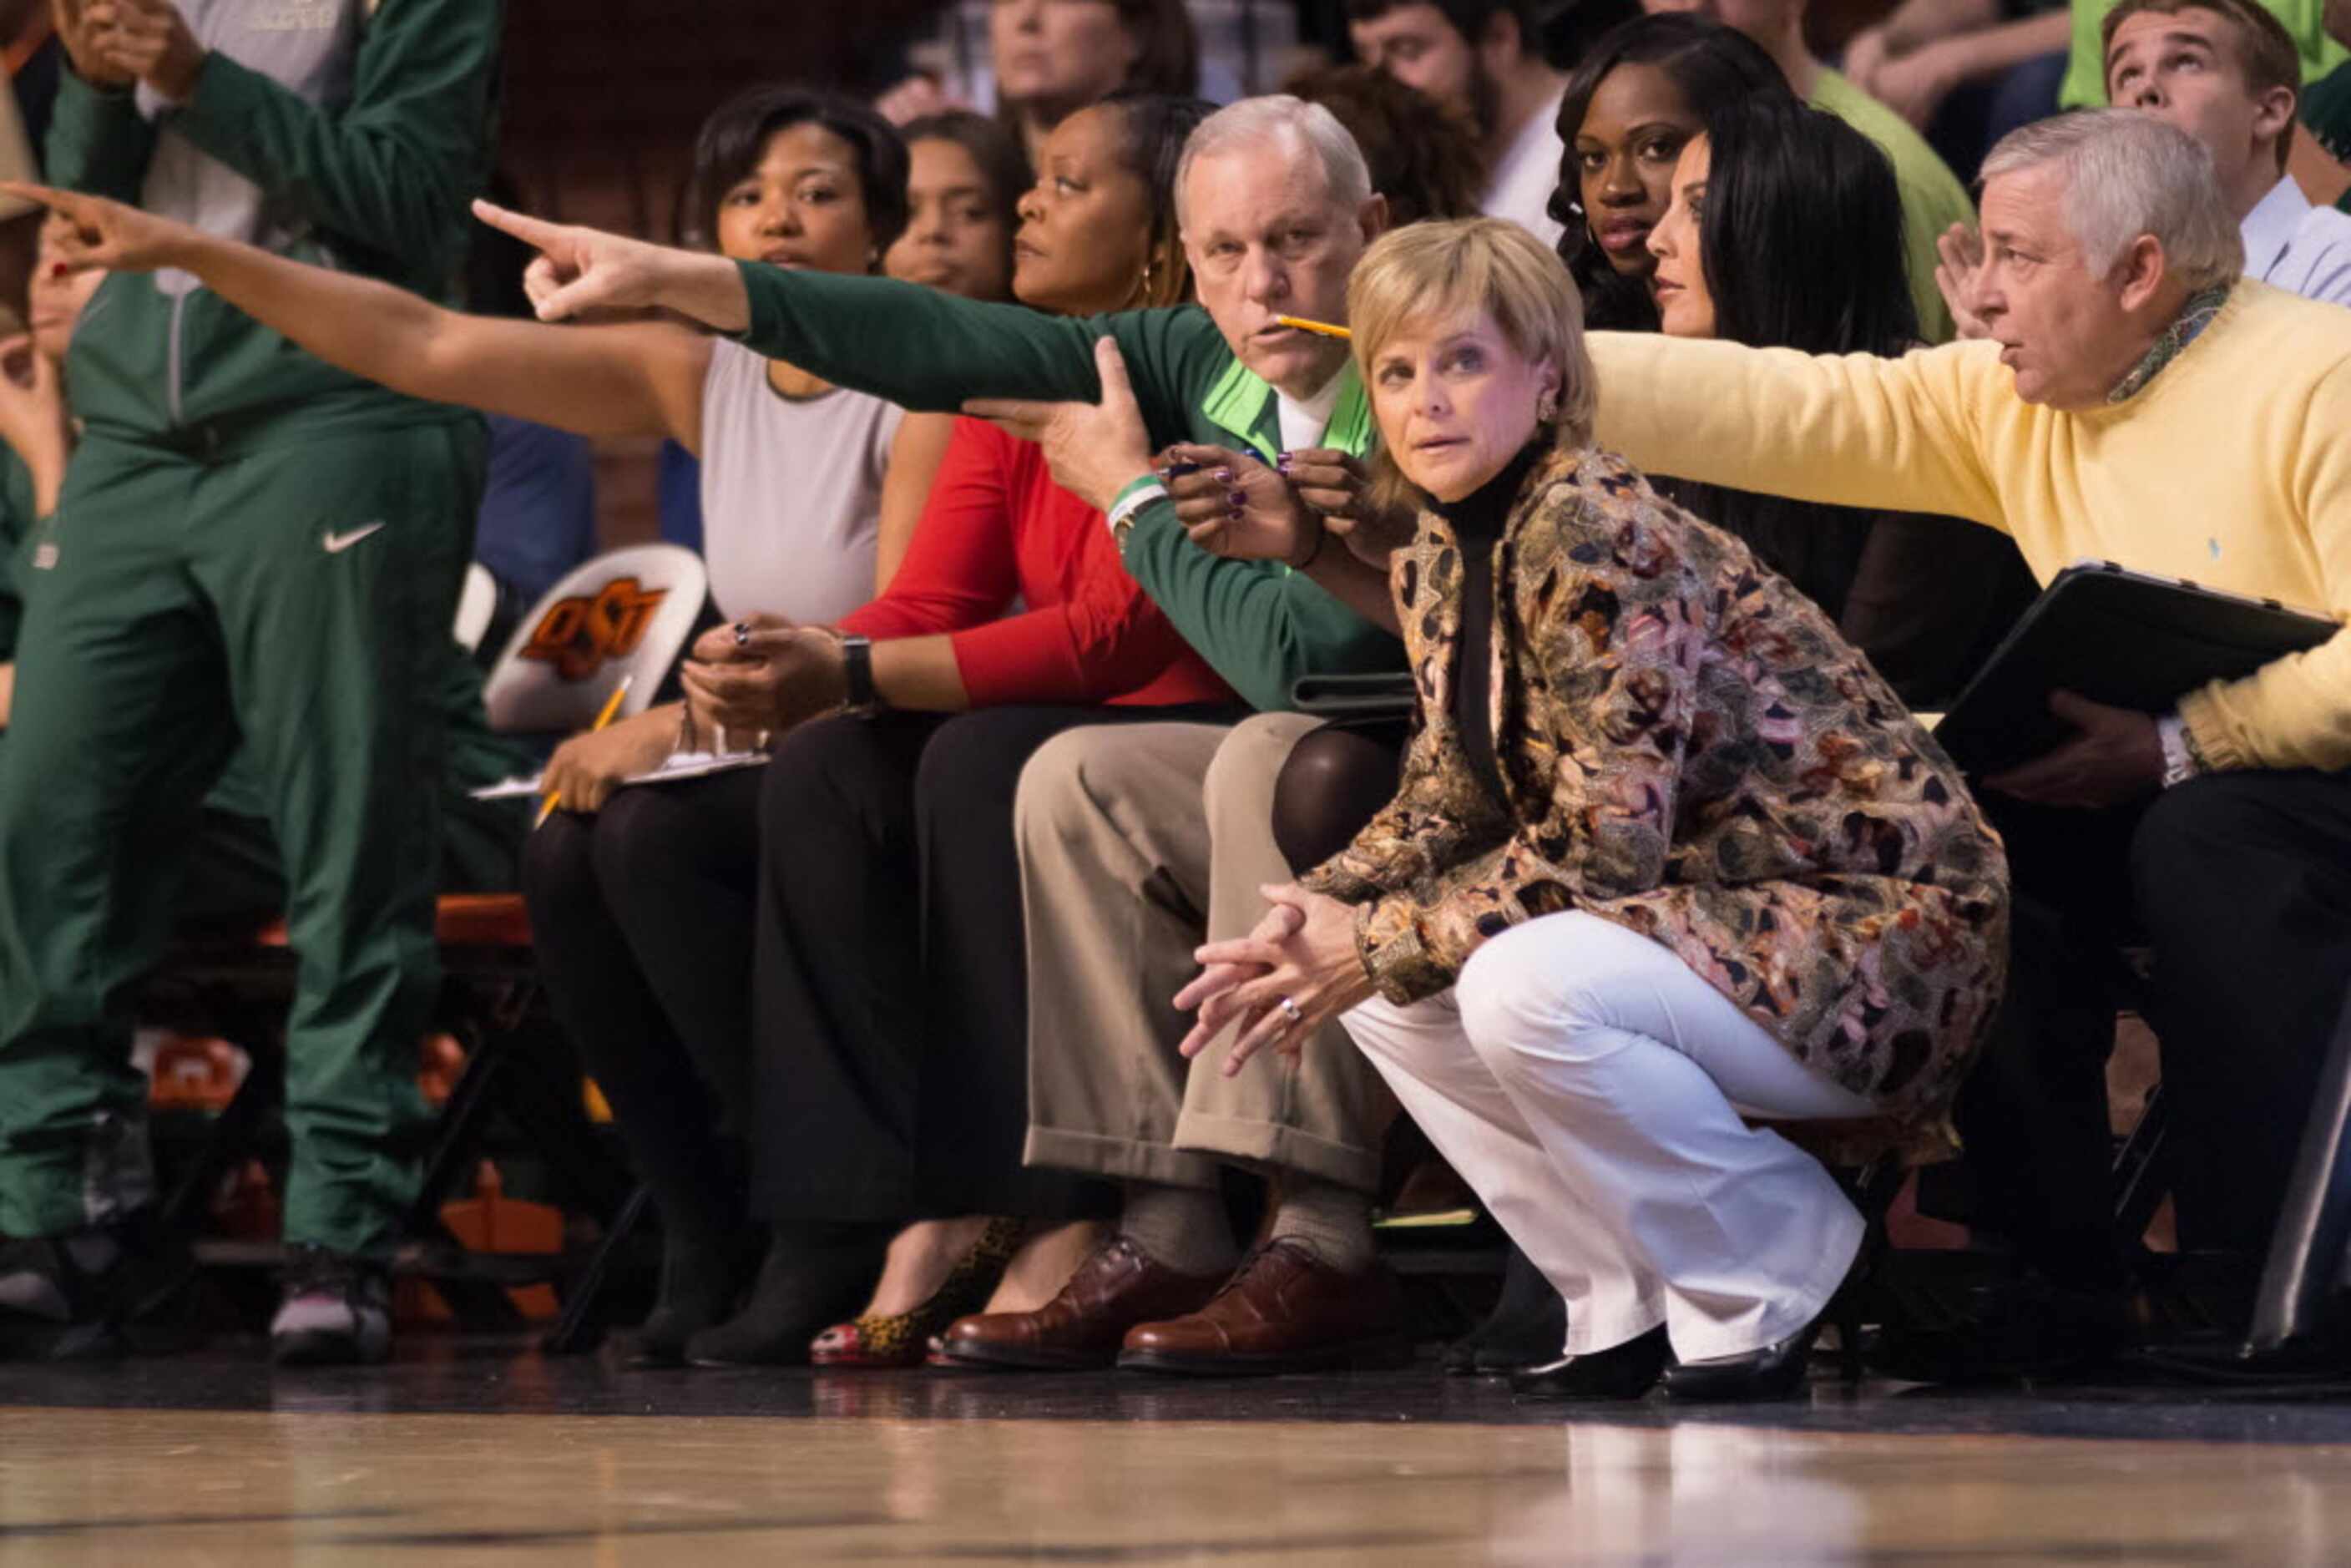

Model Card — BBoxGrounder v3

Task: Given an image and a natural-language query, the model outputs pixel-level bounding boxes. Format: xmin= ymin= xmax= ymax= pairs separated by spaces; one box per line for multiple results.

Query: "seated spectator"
xmin=986 ymin=0 xmax=1200 ymax=166
xmin=1583 ymin=109 xmax=2351 ymax=1360
xmin=1843 ymin=0 xmax=2070 ymax=184
xmin=1551 ymin=13 xmax=1791 ymax=331
xmin=687 ymin=94 xmax=1245 ymax=1370
xmin=1180 ymin=216 xmax=2009 ymax=1404
xmin=2055 ymin=0 xmax=2343 ymax=111
xmin=1642 ymin=0 xmax=1979 ymax=339
xmin=883 ymin=110 xmax=1028 ymax=305
xmin=1644 ymin=96 xmax=2039 ymax=704
xmin=1346 ymin=0 xmax=1575 ymax=241
xmin=2102 ymin=0 xmax=2351 ymax=303
xmin=875 ymin=109 xmax=1029 ymax=589
xmin=1285 ymin=61 xmax=1486 ymax=225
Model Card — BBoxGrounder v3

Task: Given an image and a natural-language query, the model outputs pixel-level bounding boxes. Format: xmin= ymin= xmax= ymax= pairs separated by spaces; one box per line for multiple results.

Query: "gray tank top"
xmin=698 ymin=338 xmax=904 ymax=624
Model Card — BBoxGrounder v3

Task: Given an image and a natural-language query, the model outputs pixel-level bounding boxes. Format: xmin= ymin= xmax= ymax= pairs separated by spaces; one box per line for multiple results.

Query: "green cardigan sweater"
xmin=732 ymin=264 xmax=1403 ymax=712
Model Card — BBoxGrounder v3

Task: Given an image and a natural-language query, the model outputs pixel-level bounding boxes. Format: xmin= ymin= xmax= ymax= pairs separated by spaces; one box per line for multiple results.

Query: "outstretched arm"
xmin=13 ymin=184 xmax=710 ymax=446
xmin=473 ymin=200 xmax=1211 ymax=432
xmin=1588 ymin=331 xmax=2008 ymax=527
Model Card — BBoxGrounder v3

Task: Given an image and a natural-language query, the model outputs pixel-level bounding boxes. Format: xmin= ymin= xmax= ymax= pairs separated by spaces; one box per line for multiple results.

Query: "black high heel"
xmin=1509 ymin=1325 xmax=1670 ymax=1401
xmin=1661 ymin=1317 xmax=1825 ymax=1403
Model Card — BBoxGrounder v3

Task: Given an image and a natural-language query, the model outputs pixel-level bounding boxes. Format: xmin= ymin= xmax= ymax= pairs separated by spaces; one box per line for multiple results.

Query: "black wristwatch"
xmin=839 ymin=632 xmax=879 ymax=716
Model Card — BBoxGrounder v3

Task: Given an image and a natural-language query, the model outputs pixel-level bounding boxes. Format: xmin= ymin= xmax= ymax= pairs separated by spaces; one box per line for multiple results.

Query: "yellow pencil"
xmin=535 ymin=675 xmax=634 ymax=829
xmin=1276 ymin=314 xmax=1351 ymax=340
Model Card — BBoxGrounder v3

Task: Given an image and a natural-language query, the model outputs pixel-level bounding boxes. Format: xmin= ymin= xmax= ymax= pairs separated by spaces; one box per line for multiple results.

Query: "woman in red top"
xmin=549 ymin=94 xmax=1235 ymax=1371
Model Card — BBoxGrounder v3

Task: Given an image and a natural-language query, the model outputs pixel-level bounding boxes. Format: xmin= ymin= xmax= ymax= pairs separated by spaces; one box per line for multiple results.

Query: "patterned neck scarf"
xmin=2106 ymin=284 xmax=2232 ymax=404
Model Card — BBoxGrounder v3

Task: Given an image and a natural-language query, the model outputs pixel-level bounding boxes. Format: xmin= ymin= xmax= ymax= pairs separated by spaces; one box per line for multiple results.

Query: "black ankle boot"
xmin=685 ymin=1222 xmax=894 ymax=1368
xmin=1509 ymin=1325 xmax=1670 ymax=1401
xmin=631 ymin=1227 xmax=759 ymax=1368
xmin=1444 ymin=1244 xmax=1566 ymax=1376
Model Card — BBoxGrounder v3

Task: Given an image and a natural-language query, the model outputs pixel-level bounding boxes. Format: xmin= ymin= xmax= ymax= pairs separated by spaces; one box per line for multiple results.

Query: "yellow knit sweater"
xmin=1586 ymin=281 xmax=2351 ymax=773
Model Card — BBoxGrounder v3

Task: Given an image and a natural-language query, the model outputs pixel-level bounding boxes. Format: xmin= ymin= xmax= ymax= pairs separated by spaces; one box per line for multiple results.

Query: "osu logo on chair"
xmin=518 ymin=577 xmax=670 ymax=681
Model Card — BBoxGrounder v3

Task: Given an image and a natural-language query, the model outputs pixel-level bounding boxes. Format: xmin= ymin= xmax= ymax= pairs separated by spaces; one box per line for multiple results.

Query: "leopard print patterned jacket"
xmin=1303 ymin=445 xmax=2010 ymax=1123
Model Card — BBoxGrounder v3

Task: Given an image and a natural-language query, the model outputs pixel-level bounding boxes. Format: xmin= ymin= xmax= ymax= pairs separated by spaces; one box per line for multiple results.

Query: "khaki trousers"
xmin=1017 ymin=711 xmax=1395 ymax=1194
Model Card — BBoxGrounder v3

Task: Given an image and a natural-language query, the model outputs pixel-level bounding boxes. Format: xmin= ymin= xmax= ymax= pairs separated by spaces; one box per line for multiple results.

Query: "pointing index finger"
xmin=471 ymin=198 xmax=567 ymax=252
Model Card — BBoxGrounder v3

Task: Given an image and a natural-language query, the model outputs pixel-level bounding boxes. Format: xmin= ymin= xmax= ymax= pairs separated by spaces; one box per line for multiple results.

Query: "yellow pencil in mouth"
xmin=1275 ymin=315 xmax=1352 ymax=340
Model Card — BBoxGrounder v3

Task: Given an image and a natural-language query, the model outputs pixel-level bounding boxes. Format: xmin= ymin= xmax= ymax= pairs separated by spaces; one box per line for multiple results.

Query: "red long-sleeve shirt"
xmin=838 ymin=417 xmax=1234 ymax=708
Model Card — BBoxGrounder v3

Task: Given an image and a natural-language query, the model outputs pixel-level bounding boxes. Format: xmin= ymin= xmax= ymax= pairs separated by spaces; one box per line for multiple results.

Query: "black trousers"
xmin=525 ymin=702 xmax=1238 ymax=1240
xmin=751 ymin=703 xmax=1238 ymax=1223
xmin=1956 ymin=771 xmax=2351 ymax=1272
xmin=523 ymin=766 xmax=765 ymax=1244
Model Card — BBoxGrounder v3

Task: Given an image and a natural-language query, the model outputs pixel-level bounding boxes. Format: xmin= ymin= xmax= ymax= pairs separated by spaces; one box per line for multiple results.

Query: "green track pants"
xmin=0 ymin=419 xmax=483 ymax=1256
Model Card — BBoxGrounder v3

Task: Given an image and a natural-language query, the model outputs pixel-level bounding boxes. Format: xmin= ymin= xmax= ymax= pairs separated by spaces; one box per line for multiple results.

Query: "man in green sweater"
xmin=480 ymin=97 xmax=1423 ymax=1374
xmin=0 ymin=0 xmax=500 ymax=1367
xmin=1588 ymin=109 xmax=2351 ymax=1370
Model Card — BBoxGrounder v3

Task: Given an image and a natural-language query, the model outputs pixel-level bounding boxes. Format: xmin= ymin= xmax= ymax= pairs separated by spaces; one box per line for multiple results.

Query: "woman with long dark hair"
xmin=1644 ymin=96 xmax=2037 ymax=703
xmin=1548 ymin=14 xmax=1789 ymax=332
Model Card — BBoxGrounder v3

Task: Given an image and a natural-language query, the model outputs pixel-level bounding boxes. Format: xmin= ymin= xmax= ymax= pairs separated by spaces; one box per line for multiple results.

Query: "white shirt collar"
xmin=2241 ymin=176 xmax=2313 ymax=282
xmin=1276 ymin=372 xmax=1345 ymax=454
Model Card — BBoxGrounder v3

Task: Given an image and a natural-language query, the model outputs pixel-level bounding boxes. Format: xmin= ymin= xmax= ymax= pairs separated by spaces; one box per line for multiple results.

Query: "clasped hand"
xmin=1172 ymin=883 xmax=1373 ymax=1078
xmin=55 ymin=0 xmax=204 ymax=100
xmin=678 ymin=613 xmax=847 ymax=738
xmin=1160 ymin=443 xmax=1413 ymax=569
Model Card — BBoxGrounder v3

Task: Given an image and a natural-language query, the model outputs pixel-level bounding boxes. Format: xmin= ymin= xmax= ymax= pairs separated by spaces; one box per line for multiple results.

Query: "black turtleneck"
xmin=1428 ymin=440 xmax=1547 ymax=813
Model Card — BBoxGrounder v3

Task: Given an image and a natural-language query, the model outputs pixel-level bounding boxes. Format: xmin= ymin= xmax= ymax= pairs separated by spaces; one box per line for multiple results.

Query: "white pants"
xmin=1342 ymin=912 xmax=1873 ymax=1362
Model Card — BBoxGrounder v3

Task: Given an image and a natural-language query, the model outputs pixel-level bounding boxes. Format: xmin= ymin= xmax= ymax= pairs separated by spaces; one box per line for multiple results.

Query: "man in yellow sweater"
xmin=1589 ymin=109 xmax=2351 ymax=1352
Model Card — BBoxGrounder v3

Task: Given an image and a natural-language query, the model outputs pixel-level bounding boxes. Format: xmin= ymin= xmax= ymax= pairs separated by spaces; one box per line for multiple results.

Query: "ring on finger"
xmin=1278 ymin=995 xmax=1305 ymax=1027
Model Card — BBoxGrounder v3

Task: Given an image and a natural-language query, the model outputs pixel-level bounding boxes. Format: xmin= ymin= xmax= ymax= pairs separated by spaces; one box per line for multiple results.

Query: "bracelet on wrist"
xmin=837 ymin=632 xmax=879 ymax=716
xmin=1289 ymin=509 xmax=1328 ymax=571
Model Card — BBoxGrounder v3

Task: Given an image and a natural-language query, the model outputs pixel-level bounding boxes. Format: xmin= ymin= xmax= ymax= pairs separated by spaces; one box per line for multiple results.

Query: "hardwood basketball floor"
xmin=6 ymin=1343 xmax=2351 ymax=1564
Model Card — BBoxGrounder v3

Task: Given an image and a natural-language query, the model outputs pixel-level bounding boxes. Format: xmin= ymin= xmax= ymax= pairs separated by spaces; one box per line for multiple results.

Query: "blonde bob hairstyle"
xmin=1347 ymin=217 xmax=1597 ymax=480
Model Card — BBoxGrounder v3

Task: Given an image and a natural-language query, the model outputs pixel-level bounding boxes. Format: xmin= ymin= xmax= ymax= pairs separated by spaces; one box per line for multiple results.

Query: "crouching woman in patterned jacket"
xmin=1176 ymin=217 xmax=2010 ymax=1404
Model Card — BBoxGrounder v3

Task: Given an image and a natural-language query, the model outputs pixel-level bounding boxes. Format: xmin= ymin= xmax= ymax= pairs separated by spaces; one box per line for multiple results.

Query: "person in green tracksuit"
xmin=0 ymin=0 xmax=501 ymax=1367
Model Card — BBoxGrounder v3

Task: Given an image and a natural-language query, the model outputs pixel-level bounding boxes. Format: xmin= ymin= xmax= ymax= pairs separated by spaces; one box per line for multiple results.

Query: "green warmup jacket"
xmin=48 ymin=0 xmax=500 ymax=444
xmin=731 ymin=265 xmax=1404 ymax=712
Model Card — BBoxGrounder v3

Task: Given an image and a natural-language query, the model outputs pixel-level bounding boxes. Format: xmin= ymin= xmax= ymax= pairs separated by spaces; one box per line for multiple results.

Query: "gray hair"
xmin=1172 ymin=95 xmax=1373 ymax=233
xmin=1979 ymin=109 xmax=2243 ymax=293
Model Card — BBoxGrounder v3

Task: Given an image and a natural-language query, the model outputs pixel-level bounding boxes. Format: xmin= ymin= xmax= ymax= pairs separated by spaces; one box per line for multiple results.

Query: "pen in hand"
xmin=536 ymin=674 xmax=635 ymax=830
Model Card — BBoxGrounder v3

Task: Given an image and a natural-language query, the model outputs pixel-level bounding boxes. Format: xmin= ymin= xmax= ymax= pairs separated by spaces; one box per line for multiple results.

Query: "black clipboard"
xmin=1932 ymin=561 xmax=2339 ymax=777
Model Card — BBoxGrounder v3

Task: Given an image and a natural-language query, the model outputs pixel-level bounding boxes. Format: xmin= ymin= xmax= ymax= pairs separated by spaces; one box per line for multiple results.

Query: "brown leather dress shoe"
xmin=935 ymin=1236 xmax=1223 ymax=1370
xmin=1117 ymin=1240 xmax=1413 ymax=1377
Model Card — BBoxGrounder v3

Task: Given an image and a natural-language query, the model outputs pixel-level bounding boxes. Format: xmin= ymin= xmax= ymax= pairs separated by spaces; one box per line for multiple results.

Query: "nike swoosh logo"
xmin=322 ymin=522 xmax=387 ymax=554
